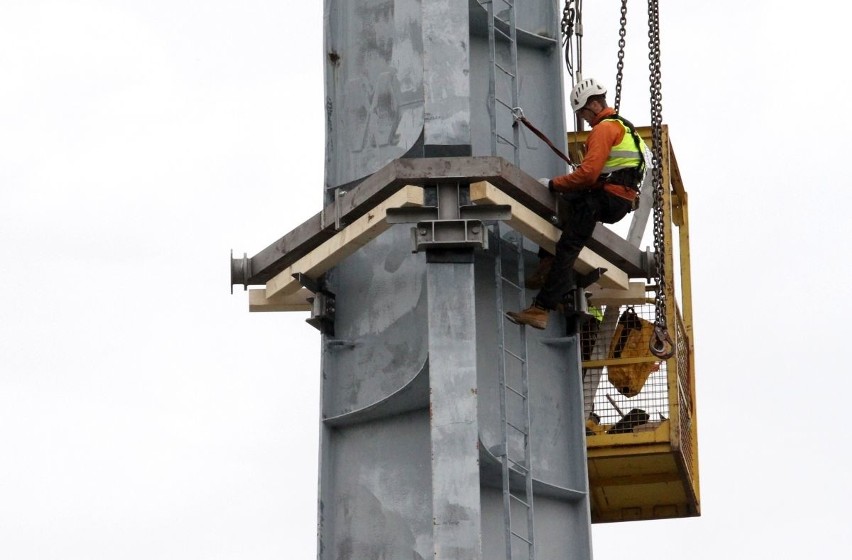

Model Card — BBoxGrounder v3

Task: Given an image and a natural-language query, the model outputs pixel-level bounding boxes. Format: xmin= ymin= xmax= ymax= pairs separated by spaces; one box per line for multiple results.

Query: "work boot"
xmin=506 ymin=303 xmax=549 ymax=330
xmin=524 ymin=256 xmax=554 ymax=290
xmin=586 ymin=413 xmax=603 ymax=436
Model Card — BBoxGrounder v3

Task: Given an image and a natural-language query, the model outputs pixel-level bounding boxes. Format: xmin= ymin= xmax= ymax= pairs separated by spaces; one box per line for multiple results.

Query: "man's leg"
xmin=535 ymin=196 xmax=599 ymax=310
xmin=537 ymin=191 xmax=629 ymax=308
xmin=505 ymin=195 xmax=600 ymax=330
xmin=525 ymin=248 xmax=554 ymax=290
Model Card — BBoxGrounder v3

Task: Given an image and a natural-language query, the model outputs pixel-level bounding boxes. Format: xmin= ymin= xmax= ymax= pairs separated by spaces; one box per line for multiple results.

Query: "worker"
xmin=506 ymin=78 xmax=647 ymax=330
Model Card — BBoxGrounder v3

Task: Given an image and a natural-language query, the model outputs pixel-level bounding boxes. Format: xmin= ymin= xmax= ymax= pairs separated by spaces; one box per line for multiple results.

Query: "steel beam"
xmin=231 ymin=157 xmax=652 ymax=287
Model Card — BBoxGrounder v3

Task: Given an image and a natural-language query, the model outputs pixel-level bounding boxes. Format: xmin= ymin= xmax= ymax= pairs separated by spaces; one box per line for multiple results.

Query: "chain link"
xmin=560 ymin=0 xmax=670 ymax=355
xmin=613 ymin=0 xmax=628 ymax=113
xmin=647 ymin=0 xmax=673 ymax=359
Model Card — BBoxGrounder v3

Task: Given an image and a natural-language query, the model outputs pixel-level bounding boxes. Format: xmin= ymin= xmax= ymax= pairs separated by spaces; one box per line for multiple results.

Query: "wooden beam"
xmin=265 ymin=185 xmax=425 ymax=300
xmin=249 ymin=288 xmax=312 ymax=312
xmin=586 ymin=225 xmax=648 ymax=278
xmin=586 ymin=282 xmax=649 ymax=306
xmin=470 ymin=181 xmax=629 ymax=290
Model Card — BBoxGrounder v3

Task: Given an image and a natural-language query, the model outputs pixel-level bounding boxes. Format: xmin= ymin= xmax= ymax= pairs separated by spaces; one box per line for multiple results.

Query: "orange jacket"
xmin=550 ymin=107 xmax=638 ymax=203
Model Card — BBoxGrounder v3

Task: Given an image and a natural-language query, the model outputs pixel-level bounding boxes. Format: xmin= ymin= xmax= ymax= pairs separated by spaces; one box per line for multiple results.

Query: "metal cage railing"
xmin=576 ymin=125 xmax=699 ymax=523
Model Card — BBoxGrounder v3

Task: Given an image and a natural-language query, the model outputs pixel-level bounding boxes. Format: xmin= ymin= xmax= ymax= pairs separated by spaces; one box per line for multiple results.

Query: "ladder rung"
xmin=505 ymin=383 xmax=526 ymax=399
xmin=500 ymin=276 xmax=522 ymax=290
xmin=511 ymin=531 xmax=532 ymax=545
xmin=506 ymin=420 xmax=528 ymax=436
xmin=503 ymin=348 xmax=525 ymax=364
xmin=495 ymin=98 xmax=515 ymax=111
xmin=494 ymin=62 xmax=516 ymax=79
xmin=496 ymin=134 xmax=517 ymax=147
xmin=510 ymin=493 xmax=531 ymax=508
xmin=494 ymin=27 xmax=513 ymax=42
xmin=507 ymin=457 xmax=529 ymax=473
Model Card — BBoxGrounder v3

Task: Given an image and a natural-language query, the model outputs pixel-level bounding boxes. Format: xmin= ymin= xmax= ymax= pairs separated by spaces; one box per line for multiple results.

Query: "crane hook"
xmin=650 ymin=325 xmax=674 ymax=360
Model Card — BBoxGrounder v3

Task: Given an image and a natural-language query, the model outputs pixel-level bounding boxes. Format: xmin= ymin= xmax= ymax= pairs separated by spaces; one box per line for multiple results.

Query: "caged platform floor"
xmin=580 ymin=300 xmax=698 ymax=523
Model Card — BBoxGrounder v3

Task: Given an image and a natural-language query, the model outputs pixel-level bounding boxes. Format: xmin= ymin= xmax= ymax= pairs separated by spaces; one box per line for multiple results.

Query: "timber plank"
xmin=265 ymin=185 xmax=425 ymax=300
xmin=470 ymin=181 xmax=629 ymax=290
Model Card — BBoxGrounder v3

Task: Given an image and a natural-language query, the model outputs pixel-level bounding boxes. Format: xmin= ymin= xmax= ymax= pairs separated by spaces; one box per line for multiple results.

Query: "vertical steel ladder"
xmin=480 ymin=0 xmax=522 ymax=166
xmin=493 ymin=221 xmax=536 ymax=560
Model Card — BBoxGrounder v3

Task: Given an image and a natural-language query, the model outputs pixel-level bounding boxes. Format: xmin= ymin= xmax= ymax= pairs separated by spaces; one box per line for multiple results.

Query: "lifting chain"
xmin=647 ymin=0 xmax=674 ymax=359
xmin=613 ymin=0 xmax=628 ymax=113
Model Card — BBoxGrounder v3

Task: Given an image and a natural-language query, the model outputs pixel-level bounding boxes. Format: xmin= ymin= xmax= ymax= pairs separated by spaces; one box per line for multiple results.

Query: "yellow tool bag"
xmin=607 ymin=307 xmax=659 ymax=397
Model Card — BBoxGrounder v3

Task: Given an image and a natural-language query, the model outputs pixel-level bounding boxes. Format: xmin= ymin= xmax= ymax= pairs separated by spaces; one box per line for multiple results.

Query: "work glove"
xmin=538 ymin=178 xmax=556 ymax=192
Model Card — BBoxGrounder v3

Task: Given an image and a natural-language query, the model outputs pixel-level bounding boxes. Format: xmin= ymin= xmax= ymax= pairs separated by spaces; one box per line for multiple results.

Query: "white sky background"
xmin=1 ymin=1 xmax=850 ymax=559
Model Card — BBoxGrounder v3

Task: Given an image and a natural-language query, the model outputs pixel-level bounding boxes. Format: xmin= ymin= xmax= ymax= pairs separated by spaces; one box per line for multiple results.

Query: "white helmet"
xmin=570 ymin=78 xmax=607 ymax=112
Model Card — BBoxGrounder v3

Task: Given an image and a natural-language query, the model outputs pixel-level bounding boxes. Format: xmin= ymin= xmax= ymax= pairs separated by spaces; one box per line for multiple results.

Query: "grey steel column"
xmin=423 ymin=0 xmax=471 ymax=154
xmin=316 ymin=1 xmax=587 ymax=558
xmin=427 ymin=258 xmax=481 ymax=560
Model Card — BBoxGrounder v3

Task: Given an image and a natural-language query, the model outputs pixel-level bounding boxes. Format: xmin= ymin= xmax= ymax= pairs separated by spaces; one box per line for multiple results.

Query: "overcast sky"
xmin=2 ymin=1 xmax=850 ymax=559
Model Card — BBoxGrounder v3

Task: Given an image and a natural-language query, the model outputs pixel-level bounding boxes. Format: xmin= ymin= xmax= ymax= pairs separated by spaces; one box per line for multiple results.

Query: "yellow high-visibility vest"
xmin=601 ymin=117 xmax=647 ymax=175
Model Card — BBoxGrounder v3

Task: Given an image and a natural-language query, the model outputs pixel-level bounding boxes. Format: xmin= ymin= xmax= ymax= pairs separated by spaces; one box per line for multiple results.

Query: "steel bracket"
xmin=293 ymin=272 xmax=336 ymax=336
xmin=577 ymin=267 xmax=607 ymax=289
xmin=564 ymin=285 xmax=598 ymax=337
xmin=386 ymin=182 xmax=511 ymax=253
xmin=411 ymin=219 xmax=488 ymax=252
xmin=320 ymin=188 xmax=348 ymax=231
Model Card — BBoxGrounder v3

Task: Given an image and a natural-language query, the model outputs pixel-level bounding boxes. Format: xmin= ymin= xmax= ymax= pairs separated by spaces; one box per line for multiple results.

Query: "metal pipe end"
xmin=230 ymin=250 xmax=250 ymax=294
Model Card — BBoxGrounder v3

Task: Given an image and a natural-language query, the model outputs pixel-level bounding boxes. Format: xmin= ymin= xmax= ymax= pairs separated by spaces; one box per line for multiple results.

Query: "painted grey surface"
xmin=427 ymin=260 xmax=482 ymax=560
xmin=319 ymin=2 xmax=591 ymax=559
xmin=469 ymin=1 xmax=567 ymax=178
xmin=325 ymin=410 xmax=433 ymax=560
xmin=482 ymin=489 xmax=591 ymax=560
xmin=474 ymin=238 xmax=589 ymax=494
xmin=324 ymin=0 xmax=425 ymax=187
xmin=324 ymin=0 xmax=567 ymax=189
xmin=322 ymin=225 xmax=428 ymax=422
xmin=422 ymin=1 xmax=471 ymax=150
xmin=318 ymin=227 xmax=592 ymax=559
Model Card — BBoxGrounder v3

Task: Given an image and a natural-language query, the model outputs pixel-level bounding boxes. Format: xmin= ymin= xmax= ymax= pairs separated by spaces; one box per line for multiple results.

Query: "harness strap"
xmin=595 ymin=114 xmax=646 ymax=193
xmin=604 ymin=114 xmax=646 ymax=176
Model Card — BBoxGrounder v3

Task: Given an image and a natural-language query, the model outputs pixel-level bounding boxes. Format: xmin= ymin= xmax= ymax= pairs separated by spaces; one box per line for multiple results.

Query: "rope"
xmin=512 ymin=108 xmax=574 ymax=167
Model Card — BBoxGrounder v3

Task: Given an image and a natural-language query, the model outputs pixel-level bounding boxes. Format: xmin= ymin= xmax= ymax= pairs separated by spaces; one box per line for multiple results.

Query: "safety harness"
xmin=597 ymin=114 xmax=646 ymax=192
